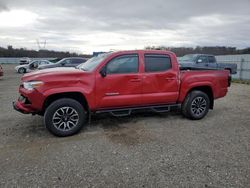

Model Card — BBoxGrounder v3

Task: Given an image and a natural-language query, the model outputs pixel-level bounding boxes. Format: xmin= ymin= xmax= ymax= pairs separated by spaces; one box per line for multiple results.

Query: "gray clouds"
xmin=0 ymin=0 xmax=250 ymax=53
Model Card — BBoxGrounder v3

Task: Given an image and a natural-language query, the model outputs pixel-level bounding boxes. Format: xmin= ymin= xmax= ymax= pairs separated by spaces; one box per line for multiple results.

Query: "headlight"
xmin=23 ymin=81 xmax=44 ymax=91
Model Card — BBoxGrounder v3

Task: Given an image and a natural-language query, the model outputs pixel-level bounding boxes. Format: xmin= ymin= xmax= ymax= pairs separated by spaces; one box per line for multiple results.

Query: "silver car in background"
xmin=15 ymin=60 xmax=51 ymax=74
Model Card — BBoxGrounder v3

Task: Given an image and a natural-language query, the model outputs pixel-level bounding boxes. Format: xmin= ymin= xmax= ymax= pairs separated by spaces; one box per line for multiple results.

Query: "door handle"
xmin=130 ymin=78 xmax=141 ymax=82
xmin=105 ymin=92 xmax=120 ymax=96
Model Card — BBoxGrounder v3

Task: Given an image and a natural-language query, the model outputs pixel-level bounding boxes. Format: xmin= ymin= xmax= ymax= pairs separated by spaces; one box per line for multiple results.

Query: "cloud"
xmin=0 ymin=1 xmax=8 ymax=12
xmin=0 ymin=0 xmax=250 ymax=53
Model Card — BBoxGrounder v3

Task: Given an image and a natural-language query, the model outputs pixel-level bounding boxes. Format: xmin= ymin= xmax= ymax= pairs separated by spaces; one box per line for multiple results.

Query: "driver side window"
xmin=197 ymin=56 xmax=208 ymax=63
xmin=106 ymin=54 xmax=139 ymax=74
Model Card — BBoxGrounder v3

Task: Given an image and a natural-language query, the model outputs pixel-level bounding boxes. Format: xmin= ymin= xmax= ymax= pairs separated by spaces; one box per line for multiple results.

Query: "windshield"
xmin=55 ymin=58 xmax=66 ymax=64
xmin=77 ymin=53 xmax=111 ymax=71
xmin=29 ymin=61 xmax=37 ymax=65
xmin=179 ymin=54 xmax=196 ymax=62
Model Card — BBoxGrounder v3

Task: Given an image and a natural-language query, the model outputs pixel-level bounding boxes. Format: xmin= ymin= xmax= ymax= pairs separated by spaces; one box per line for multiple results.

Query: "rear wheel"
xmin=18 ymin=67 xmax=26 ymax=74
xmin=182 ymin=90 xmax=210 ymax=120
xmin=44 ymin=98 xmax=87 ymax=136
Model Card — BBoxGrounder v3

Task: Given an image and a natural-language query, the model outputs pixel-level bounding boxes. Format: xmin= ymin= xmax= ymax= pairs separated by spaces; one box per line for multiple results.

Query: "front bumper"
xmin=13 ymin=101 xmax=34 ymax=114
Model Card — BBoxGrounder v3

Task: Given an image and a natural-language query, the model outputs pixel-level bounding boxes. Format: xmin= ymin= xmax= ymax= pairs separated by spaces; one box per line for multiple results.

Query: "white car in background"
xmin=15 ymin=60 xmax=51 ymax=74
xmin=19 ymin=57 xmax=31 ymax=65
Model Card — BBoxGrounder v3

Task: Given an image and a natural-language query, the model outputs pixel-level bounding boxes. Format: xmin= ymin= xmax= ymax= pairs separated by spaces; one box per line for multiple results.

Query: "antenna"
xmin=43 ymin=40 xmax=46 ymax=49
xmin=36 ymin=39 xmax=41 ymax=50
xmin=36 ymin=39 xmax=47 ymax=50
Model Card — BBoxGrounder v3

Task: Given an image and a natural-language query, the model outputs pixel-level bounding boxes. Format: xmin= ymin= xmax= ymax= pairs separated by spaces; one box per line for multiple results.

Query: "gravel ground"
xmin=0 ymin=64 xmax=249 ymax=187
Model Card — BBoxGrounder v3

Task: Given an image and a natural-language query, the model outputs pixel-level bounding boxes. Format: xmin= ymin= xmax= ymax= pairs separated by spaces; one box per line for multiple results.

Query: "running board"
xmin=110 ymin=110 xmax=132 ymax=117
xmin=151 ymin=106 xmax=170 ymax=113
xmin=95 ymin=104 xmax=181 ymax=117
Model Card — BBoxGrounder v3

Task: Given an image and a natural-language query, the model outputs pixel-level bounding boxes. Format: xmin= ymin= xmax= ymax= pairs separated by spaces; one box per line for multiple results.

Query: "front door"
xmin=95 ymin=54 xmax=142 ymax=109
xmin=142 ymin=54 xmax=179 ymax=105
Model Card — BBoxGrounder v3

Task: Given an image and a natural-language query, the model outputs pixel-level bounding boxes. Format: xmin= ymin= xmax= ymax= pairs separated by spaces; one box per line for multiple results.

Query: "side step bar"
xmin=95 ymin=104 xmax=181 ymax=117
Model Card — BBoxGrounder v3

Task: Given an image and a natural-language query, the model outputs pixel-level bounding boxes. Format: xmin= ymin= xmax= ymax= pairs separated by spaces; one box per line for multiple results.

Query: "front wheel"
xmin=182 ymin=90 xmax=210 ymax=120
xmin=44 ymin=98 xmax=87 ymax=137
xmin=18 ymin=67 xmax=26 ymax=74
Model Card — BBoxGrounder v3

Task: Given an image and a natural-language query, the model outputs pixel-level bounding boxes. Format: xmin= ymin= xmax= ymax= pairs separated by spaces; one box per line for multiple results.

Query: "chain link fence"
xmin=216 ymin=54 xmax=250 ymax=80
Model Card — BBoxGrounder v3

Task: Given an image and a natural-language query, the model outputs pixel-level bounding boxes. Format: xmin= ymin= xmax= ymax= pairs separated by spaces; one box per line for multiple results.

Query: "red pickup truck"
xmin=13 ymin=50 xmax=231 ymax=136
xmin=0 ymin=64 xmax=3 ymax=77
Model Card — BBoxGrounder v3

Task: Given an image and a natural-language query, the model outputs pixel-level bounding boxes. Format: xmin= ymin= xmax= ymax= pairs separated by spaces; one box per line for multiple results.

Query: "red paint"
xmin=14 ymin=50 xmax=230 ymax=114
xmin=0 ymin=65 xmax=3 ymax=77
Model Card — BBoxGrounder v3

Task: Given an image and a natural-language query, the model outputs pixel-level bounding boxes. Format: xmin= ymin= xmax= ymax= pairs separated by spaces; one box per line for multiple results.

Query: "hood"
xmin=22 ymin=67 xmax=84 ymax=81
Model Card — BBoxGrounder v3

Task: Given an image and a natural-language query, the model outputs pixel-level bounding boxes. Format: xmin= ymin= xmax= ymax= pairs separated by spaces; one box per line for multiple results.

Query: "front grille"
xmin=18 ymin=95 xmax=31 ymax=104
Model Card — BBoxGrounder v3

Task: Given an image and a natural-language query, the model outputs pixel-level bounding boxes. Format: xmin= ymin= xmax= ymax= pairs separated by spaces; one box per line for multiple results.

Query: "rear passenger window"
xmin=106 ymin=55 xmax=139 ymax=74
xmin=144 ymin=54 xmax=172 ymax=72
xmin=208 ymin=56 xmax=216 ymax=63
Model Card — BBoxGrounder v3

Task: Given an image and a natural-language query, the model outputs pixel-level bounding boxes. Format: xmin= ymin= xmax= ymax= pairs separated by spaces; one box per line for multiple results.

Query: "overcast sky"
xmin=0 ymin=0 xmax=249 ymax=54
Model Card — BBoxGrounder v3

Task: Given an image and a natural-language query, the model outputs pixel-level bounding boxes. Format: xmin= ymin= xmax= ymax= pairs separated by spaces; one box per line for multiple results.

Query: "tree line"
xmin=0 ymin=46 xmax=92 ymax=58
xmin=145 ymin=46 xmax=250 ymax=57
xmin=1 ymin=45 xmax=250 ymax=58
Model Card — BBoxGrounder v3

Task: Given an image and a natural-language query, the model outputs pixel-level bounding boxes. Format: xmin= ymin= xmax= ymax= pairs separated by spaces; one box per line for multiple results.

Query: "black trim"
xmin=95 ymin=103 xmax=181 ymax=117
xmin=228 ymin=75 xmax=232 ymax=87
xmin=180 ymin=66 xmax=223 ymax=71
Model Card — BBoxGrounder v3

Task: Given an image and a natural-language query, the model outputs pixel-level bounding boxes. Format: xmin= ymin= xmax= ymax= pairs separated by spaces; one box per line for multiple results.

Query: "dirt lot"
xmin=0 ymin=64 xmax=249 ymax=187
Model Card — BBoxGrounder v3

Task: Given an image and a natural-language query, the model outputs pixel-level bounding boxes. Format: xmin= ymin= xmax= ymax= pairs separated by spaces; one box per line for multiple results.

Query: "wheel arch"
xmin=42 ymin=92 xmax=89 ymax=114
xmin=186 ymin=86 xmax=214 ymax=109
xmin=225 ymin=68 xmax=232 ymax=74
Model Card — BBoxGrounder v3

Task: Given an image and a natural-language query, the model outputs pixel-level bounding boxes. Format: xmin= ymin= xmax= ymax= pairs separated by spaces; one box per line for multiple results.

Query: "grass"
xmin=232 ymin=79 xmax=250 ymax=85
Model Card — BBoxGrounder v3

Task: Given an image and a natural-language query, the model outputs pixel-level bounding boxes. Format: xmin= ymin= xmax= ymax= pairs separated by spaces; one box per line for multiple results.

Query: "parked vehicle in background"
xmin=19 ymin=57 xmax=31 ymax=65
xmin=38 ymin=57 xmax=87 ymax=70
xmin=15 ymin=60 xmax=51 ymax=74
xmin=179 ymin=54 xmax=237 ymax=74
xmin=49 ymin=58 xmax=62 ymax=63
xmin=13 ymin=50 xmax=231 ymax=137
xmin=0 ymin=64 xmax=3 ymax=77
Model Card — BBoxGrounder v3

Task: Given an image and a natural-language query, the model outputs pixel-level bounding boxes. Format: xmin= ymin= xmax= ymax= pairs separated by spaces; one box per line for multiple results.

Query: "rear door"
xmin=95 ymin=54 xmax=142 ymax=109
xmin=142 ymin=53 xmax=179 ymax=105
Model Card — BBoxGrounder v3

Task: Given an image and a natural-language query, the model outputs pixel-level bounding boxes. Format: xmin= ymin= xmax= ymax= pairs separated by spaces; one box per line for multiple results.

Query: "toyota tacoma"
xmin=13 ymin=50 xmax=231 ymax=136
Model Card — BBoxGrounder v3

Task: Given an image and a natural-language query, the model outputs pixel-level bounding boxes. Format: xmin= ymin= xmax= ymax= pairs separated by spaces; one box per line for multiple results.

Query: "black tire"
xmin=181 ymin=90 xmax=210 ymax=120
xmin=18 ymin=67 xmax=26 ymax=74
xmin=44 ymin=98 xmax=87 ymax=137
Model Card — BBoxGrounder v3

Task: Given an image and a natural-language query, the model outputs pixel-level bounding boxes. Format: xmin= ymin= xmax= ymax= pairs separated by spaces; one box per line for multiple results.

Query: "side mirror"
xmin=99 ymin=67 xmax=107 ymax=77
xmin=197 ymin=59 xmax=202 ymax=63
xmin=61 ymin=62 xmax=65 ymax=66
